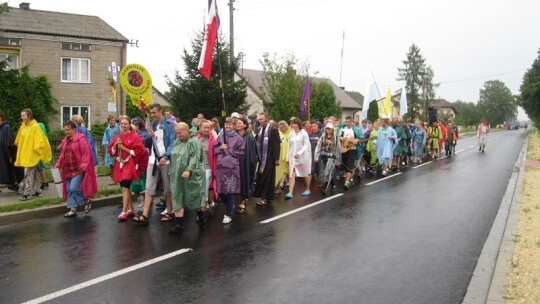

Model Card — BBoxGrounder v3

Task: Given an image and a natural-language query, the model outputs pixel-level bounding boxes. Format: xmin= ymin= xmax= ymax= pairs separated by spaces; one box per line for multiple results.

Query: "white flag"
xmin=399 ymin=86 xmax=408 ymax=119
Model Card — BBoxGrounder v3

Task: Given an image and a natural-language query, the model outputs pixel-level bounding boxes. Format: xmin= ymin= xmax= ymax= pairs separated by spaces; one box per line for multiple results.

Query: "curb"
xmin=0 ymin=194 xmax=122 ymax=227
xmin=462 ymin=133 xmax=527 ymax=303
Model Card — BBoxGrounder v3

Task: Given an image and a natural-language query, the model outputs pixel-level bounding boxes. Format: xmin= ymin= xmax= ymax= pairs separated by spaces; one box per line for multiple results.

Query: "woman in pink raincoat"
xmin=55 ymin=121 xmax=98 ymax=217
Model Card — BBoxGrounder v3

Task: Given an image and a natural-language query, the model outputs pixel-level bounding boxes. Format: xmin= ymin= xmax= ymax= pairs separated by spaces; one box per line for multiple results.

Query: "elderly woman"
xmin=71 ymin=115 xmax=99 ymax=168
xmin=108 ymin=117 xmax=149 ymax=221
xmin=55 ymin=121 xmax=98 ymax=217
xmin=214 ymin=117 xmax=244 ymax=224
xmin=196 ymin=120 xmax=218 ymax=211
xmin=169 ymin=122 xmax=206 ymax=234
xmin=285 ymin=118 xmax=312 ymax=199
xmin=275 ymin=120 xmax=290 ymax=194
xmin=236 ymin=117 xmax=258 ymax=214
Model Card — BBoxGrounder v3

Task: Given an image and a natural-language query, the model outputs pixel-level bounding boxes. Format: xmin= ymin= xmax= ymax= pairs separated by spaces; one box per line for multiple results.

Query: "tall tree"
xmin=397 ymin=44 xmax=437 ymax=122
xmin=166 ymin=32 xmax=248 ymax=122
xmin=0 ymin=64 xmax=57 ymax=131
xmin=520 ymin=49 xmax=540 ymax=127
xmin=310 ymin=80 xmax=342 ymax=121
xmin=259 ymin=52 xmax=304 ymax=121
xmin=453 ymin=100 xmax=481 ymax=126
xmin=477 ymin=80 xmax=517 ymax=125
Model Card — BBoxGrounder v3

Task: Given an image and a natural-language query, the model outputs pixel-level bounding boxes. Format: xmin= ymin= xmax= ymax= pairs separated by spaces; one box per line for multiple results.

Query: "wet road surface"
xmin=0 ymin=130 xmax=527 ymax=304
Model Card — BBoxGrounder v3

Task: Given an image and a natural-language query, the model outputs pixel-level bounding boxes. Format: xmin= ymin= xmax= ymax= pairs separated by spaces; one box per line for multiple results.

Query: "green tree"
xmin=397 ymin=44 xmax=437 ymax=122
xmin=520 ymin=49 xmax=540 ymax=127
xmin=259 ymin=52 xmax=305 ymax=121
xmin=453 ymin=100 xmax=481 ymax=126
xmin=477 ymin=80 xmax=517 ymax=125
xmin=166 ymin=32 xmax=248 ymax=122
xmin=0 ymin=64 xmax=57 ymax=131
xmin=309 ymin=80 xmax=342 ymax=121
xmin=367 ymin=99 xmax=379 ymax=122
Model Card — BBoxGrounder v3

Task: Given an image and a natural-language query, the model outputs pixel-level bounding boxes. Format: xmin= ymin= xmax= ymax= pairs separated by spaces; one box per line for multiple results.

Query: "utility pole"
xmin=229 ymin=0 xmax=235 ymax=71
xmin=339 ymin=31 xmax=345 ymax=87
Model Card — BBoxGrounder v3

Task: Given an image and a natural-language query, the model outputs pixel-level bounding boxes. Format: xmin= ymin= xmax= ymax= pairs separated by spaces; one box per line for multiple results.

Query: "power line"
xmin=438 ymin=68 xmax=527 ymax=85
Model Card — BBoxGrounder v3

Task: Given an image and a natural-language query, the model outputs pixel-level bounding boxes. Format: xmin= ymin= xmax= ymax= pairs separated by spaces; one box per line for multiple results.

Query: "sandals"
xmin=160 ymin=213 xmax=175 ymax=222
xmin=133 ymin=214 xmax=149 ymax=224
xmin=256 ymin=199 xmax=267 ymax=206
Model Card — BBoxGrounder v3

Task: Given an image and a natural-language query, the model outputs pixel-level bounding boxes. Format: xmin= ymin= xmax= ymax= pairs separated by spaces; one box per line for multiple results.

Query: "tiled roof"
xmin=431 ymin=99 xmax=455 ymax=108
xmin=0 ymin=6 xmax=127 ymax=42
xmin=238 ymin=68 xmax=361 ymax=109
xmin=345 ymin=90 xmax=364 ymax=107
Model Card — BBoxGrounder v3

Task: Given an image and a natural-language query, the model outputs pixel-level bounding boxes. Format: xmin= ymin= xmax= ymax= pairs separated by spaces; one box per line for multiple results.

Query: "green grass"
xmin=0 ymin=186 xmax=122 ymax=213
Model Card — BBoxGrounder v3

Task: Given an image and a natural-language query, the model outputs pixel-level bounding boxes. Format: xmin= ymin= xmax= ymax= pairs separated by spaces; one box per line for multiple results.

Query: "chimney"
xmin=19 ymin=2 xmax=30 ymax=10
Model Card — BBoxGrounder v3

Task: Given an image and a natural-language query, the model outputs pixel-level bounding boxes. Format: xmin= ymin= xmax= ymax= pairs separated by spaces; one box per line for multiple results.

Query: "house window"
xmin=62 ymin=106 xmax=90 ymax=127
xmin=61 ymin=43 xmax=92 ymax=52
xmin=0 ymin=38 xmax=22 ymax=47
xmin=61 ymin=57 xmax=90 ymax=82
xmin=0 ymin=52 xmax=19 ymax=69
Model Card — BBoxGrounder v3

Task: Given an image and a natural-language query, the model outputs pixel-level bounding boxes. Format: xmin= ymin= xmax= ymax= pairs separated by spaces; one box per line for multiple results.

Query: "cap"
xmin=325 ymin=123 xmax=334 ymax=129
xmin=231 ymin=112 xmax=241 ymax=118
xmin=130 ymin=118 xmax=139 ymax=125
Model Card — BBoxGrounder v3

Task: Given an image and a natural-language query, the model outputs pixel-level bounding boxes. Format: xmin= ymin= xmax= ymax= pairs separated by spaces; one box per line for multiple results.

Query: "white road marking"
xmin=259 ymin=194 xmax=344 ymax=224
xmin=365 ymin=172 xmax=403 ymax=185
xmin=22 ymin=248 xmax=193 ymax=304
xmin=455 ymin=149 xmax=465 ymax=154
xmin=413 ymin=161 xmax=433 ymax=169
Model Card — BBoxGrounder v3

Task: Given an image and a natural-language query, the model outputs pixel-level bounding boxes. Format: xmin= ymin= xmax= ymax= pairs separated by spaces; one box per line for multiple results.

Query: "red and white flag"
xmin=198 ymin=0 xmax=219 ymax=80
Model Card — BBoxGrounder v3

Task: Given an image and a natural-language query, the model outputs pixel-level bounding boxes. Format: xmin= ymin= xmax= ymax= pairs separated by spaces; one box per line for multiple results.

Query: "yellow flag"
xmin=382 ymin=87 xmax=392 ymax=118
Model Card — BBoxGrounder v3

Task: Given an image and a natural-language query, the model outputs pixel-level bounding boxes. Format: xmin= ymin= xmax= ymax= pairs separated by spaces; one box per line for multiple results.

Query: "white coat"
xmin=287 ymin=129 xmax=312 ymax=177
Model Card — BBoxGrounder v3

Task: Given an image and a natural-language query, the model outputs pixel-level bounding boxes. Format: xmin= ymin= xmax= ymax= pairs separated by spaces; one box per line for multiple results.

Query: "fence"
xmin=48 ymin=137 xmax=106 ymax=165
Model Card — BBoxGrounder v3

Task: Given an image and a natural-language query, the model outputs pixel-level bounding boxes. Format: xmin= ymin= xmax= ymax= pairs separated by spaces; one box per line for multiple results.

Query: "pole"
xmin=229 ymin=0 xmax=235 ymax=74
xmin=339 ymin=31 xmax=345 ymax=87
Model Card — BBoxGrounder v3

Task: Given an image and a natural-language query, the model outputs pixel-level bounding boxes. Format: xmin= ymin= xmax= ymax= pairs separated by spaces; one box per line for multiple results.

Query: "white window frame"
xmin=61 ymin=105 xmax=91 ymax=128
xmin=0 ymin=52 xmax=19 ymax=69
xmin=61 ymin=57 xmax=91 ymax=83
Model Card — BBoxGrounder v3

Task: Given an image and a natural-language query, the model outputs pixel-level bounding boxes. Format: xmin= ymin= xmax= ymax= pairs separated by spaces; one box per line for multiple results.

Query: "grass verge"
xmin=0 ymin=186 xmax=122 ymax=213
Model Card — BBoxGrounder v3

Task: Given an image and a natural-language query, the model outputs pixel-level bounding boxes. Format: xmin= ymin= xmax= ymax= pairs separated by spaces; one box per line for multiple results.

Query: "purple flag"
xmin=300 ymin=75 xmax=310 ymax=119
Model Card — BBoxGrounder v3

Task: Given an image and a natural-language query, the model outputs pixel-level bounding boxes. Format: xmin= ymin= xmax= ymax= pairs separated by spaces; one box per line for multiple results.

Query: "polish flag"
xmin=198 ymin=0 xmax=219 ymax=80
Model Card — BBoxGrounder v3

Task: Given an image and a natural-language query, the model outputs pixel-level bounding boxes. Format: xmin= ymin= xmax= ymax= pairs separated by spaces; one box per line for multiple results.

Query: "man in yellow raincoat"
xmin=15 ymin=108 xmax=52 ymax=201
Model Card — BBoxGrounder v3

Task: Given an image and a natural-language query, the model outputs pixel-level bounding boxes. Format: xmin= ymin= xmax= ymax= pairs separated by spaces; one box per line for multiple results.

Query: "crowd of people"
xmin=0 ymin=107 xmax=491 ymax=233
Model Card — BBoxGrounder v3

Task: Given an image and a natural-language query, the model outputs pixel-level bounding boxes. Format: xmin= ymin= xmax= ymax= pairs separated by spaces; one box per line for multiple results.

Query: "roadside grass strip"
xmin=259 ymin=194 xmax=344 ymax=224
xmin=22 ymin=248 xmax=193 ymax=304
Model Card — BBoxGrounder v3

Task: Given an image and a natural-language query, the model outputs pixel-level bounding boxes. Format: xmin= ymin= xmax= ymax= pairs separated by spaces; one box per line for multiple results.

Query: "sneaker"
xmin=117 ymin=212 xmax=128 ymax=221
xmin=64 ymin=208 xmax=77 ymax=218
xmin=125 ymin=210 xmax=135 ymax=218
xmin=209 ymin=201 xmax=216 ymax=209
xmin=33 ymin=192 xmax=43 ymax=197
xmin=160 ymin=209 xmax=168 ymax=216
xmin=19 ymin=195 xmax=32 ymax=201
xmin=301 ymin=190 xmax=311 ymax=196
xmin=40 ymin=183 xmax=49 ymax=190
xmin=84 ymin=200 xmax=92 ymax=214
xmin=344 ymin=181 xmax=350 ymax=190
xmin=222 ymin=215 xmax=232 ymax=225
xmin=284 ymin=193 xmax=293 ymax=199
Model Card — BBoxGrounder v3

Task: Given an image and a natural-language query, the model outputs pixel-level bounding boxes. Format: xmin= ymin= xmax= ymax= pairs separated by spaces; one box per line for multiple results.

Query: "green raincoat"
xmin=169 ymin=131 xmax=205 ymax=211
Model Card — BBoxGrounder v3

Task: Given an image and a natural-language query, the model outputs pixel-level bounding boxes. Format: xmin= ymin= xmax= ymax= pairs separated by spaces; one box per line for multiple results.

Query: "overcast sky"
xmin=7 ymin=0 xmax=539 ymax=119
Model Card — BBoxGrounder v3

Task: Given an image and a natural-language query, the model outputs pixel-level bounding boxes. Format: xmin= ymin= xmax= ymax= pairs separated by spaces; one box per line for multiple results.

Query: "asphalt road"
xmin=0 ymin=130 xmax=527 ymax=304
